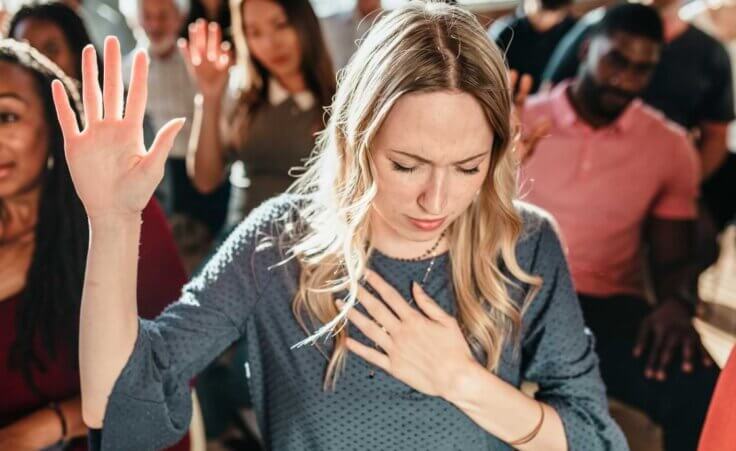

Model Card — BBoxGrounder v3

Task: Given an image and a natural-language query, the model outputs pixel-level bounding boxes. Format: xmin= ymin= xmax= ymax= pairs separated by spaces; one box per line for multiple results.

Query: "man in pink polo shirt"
xmin=519 ymin=4 xmax=719 ymax=451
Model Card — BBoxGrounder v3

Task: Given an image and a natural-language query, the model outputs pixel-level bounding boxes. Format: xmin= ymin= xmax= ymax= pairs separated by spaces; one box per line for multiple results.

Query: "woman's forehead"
xmin=374 ymin=90 xmax=494 ymax=160
xmin=0 ymin=61 xmax=41 ymax=102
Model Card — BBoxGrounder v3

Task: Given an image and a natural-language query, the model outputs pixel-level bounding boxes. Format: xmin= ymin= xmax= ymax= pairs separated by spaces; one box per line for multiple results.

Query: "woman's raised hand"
xmin=179 ymin=20 xmax=231 ymax=100
xmin=51 ymin=37 xmax=185 ymax=220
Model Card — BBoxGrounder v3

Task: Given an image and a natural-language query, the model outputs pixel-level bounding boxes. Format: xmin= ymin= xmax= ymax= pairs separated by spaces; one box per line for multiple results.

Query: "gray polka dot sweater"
xmin=92 ymin=194 xmax=628 ymax=450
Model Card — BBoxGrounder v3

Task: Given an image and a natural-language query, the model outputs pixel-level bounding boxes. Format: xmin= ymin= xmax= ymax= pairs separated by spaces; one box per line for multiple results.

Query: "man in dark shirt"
xmin=542 ymin=0 xmax=734 ymax=182
xmin=489 ymin=0 xmax=576 ymax=93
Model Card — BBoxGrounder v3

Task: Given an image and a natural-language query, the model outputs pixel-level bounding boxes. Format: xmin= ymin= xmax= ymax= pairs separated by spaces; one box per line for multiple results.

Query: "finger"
xmin=51 ymin=80 xmax=80 ymax=139
xmin=207 ymin=22 xmax=221 ymax=62
xmin=516 ymin=73 xmax=533 ymax=106
xmin=343 ymin=303 xmax=393 ymax=351
xmin=102 ymin=36 xmax=124 ymax=120
xmin=193 ymin=20 xmax=207 ymax=65
xmin=346 ymin=337 xmax=390 ymax=372
xmin=633 ymin=321 xmax=651 ymax=358
xmin=522 ymin=121 xmax=551 ymax=160
xmin=507 ymin=69 xmax=518 ymax=93
xmin=188 ymin=22 xmax=202 ymax=65
xmin=217 ymin=41 xmax=232 ymax=70
xmin=357 ymin=285 xmax=400 ymax=332
xmin=656 ymin=335 xmax=680 ymax=381
xmin=366 ymin=270 xmax=414 ymax=320
xmin=680 ymin=336 xmax=694 ymax=373
xmin=177 ymin=38 xmax=192 ymax=69
xmin=143 ymin=118 xmax=186 ymax=172
xmin=645 ymin=331 xmax=666 ymax=379
xmin=700 ymin=344 xmax=714 ymax=367
xmin=124 ymin=51 xmax=148 ymax=124
xmin=81 ymin=45 xmax=102 ymax=124
xmin=412 ymin=282 xmax=452 ymax=324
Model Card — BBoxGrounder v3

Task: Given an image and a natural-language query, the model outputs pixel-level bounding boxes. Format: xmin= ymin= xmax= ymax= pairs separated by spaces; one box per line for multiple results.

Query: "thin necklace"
xmin=392 ymin=229 xmax=447 ymax=262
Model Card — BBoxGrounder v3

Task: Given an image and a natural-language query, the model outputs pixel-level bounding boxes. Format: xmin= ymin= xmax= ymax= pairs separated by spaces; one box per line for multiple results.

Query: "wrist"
xmin=47 ymin=402 xmax=68 ymax=443
xmin=661 ymin=293 xmax=697 ymax=316
xmin=8 ymin=406 xmax=65 ymax=449
xmin=441 ymin=358 xmax=489 ymax=405
xmin=88 ymin=211 xmax=142 ymax=231
xmin=196 ymin=91 xmax=224 ymax=108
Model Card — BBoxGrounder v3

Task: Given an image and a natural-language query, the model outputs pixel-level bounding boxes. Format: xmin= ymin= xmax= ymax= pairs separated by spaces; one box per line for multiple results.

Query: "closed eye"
xmin=458 ymin=166 xmax=480 ymax=175
xmin=391 ymin=161 xmax=417 ymax=173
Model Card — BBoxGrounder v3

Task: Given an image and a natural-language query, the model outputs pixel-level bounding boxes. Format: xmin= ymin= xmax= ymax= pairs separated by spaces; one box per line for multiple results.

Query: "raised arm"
xmin=179 ymin=20 xmax=232 ymax=194
xmin=51 ymin=37 xmax=185 ymax=428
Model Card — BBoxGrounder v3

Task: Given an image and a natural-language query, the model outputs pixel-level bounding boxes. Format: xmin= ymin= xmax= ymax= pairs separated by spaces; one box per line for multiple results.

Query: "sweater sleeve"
xmin=92 ymin=196 xmax=293 ymax=451
xmin=520 ymin=219 xmax=629 ymax=451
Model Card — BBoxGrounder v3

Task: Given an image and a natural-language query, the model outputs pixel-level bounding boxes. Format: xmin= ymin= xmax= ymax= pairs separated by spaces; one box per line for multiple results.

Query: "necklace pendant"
xmin=368 ymin=369 xmax=375 ymax=378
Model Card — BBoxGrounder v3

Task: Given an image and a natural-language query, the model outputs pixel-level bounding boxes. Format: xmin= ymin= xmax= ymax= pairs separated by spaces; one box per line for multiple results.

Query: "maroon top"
xmin=0 ymin=199 xmax=190 ymax=450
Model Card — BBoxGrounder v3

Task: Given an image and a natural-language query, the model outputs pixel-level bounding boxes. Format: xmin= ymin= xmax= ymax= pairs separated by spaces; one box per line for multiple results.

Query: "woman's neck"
xmin=527 ymin=9 xmax=569 ymax=33
xmin=1 ymin=187 xmax=41 ymax=243
xmin=660 ymin=4 xmax=690 ymax=42
xmin=275 ymin=72 xmax=308 ymax=94
xmin=369 ymin=214 xmax=449 ymax=261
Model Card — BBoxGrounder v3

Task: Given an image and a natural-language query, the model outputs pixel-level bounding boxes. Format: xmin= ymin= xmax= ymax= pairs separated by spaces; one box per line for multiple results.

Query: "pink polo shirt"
xmin=520 ymin=83 xmax=699 ymax=298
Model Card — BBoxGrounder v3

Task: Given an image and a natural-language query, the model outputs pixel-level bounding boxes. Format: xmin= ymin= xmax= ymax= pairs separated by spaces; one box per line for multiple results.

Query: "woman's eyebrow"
xmin=389 ymin=149 xmax=489 ymax=164
xmin=0 ymin=92 xmax=28 ymax=104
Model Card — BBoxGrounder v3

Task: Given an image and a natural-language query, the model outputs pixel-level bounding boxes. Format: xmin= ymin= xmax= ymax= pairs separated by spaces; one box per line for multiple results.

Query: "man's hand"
xmin=634 ymin=299 xmax=714 ymax=380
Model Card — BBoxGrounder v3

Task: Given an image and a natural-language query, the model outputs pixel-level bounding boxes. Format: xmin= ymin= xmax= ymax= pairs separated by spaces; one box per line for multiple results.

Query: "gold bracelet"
xmin=508 ymin=401 xmax=545 ymax=447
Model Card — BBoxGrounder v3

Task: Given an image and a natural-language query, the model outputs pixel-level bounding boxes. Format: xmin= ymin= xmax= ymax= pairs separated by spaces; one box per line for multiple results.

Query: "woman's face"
xmin=242 ymin=0 xmax=303 ymax=83
xmin=370 ymin=90 xmax=494 ymax=248
xmin=0 ymin=61 xmax=49 ymax=199
xmin=12 ymin=18 xmax=78 ymax=79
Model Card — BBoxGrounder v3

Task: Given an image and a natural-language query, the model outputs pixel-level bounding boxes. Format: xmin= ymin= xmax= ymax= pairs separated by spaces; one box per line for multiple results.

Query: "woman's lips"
xmin=271 ymin=55 xmax=290 ymax=66
xmin=408 ymin=216 xmax=446 ymax=231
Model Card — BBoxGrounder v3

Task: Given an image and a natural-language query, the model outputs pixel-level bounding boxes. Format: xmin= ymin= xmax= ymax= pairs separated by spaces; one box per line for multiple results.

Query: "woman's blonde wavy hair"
xmin=285 ymin=1 xmax=542 ymax=389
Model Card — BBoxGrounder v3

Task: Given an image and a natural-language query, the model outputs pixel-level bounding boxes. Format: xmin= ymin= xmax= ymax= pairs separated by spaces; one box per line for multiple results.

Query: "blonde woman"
xmin=52 ymin=2 xmax=626 ymax=450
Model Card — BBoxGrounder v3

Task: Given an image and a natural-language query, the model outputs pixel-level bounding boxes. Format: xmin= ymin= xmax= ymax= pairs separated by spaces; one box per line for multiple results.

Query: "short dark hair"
xmin=591 ymin=3 xmax=664 ymax=43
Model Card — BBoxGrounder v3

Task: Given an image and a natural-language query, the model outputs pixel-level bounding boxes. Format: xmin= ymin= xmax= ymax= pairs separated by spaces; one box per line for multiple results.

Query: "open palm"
xmin=178 ymin=20 xmax=231 ymax=100
xmin=52 ymin=37 xmax=184 ymax=219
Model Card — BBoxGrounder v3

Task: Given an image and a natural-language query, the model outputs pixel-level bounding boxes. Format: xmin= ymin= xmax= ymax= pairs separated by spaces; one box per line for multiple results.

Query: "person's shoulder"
xmin=217 ymin=194 xmax=306 ymax=273
xmin=686 ymin=23 xmax=723 ymax=46
xmin=514 ymin=201 xmax=565 ymax=269
xmin=636 ymin=103 xmax=690 ymax=143
xmin=238 ymin=193 xmax=306 ymax=233
xmin=635 ymin=104 xmax=698 ymax=170
xmin=515 ymin=200 xmax=559 ymax=245
xmin=683 ymin=24 xmax=730 ymax=59
xmin=525 ymin=90 xmax=557 ymax=115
